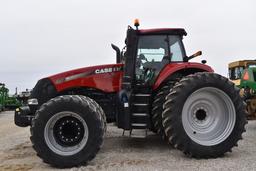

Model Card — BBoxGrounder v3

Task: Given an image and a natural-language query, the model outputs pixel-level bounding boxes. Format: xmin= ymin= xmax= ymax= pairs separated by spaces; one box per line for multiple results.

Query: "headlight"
xmin=28 ymin=98 xmax=38 ymax=105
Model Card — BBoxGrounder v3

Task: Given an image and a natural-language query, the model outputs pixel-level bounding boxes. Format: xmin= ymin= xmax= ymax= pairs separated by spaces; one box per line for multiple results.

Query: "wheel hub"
xmin=53 ymin=116 xmax=85 ymax=146
xmin=44 ymin=111 xmax=89 ymax=156
xmin=193 ymin=108 xmax=208 ymax=122
xmin=182 ymin=87 xmax=236 ymax=146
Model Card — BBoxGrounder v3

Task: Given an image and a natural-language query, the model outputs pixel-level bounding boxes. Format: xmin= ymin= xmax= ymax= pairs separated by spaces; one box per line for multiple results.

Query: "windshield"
xmin=137 ymin=35 xmax=168 ymax=63
xmin=229 ymin=67 xmax=244 ymax=80
xmin=248 ymin=64 xmax=256 ymax=68
xmin=135 ymin=35 xmax=185 ymax=82
xmin=137 ymin=35 xmax=185 ymax=63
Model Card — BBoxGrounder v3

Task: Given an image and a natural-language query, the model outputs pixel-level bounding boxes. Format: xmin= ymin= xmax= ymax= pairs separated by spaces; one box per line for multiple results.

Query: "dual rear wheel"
xmin=153 ymin=72 xmax=247 ymax=157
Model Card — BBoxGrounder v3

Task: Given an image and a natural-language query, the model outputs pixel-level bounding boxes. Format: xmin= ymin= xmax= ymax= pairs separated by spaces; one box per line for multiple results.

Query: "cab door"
xmin=135 ymin=35 xmax=169 ymax=85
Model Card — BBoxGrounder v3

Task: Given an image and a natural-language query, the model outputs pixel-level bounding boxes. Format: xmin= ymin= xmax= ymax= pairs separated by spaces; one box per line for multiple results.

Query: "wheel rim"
xmin=182 ymin=87 xmax=236 ymax=146
xmin=44 ymin=111 xmax=89 ymax=156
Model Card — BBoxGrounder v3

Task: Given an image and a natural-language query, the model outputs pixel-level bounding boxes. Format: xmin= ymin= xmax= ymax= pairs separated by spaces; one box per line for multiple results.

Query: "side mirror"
xmin=111 ymin=44 xmax=121 ymax=63
xmin=186 ymin=51 xmax=202 ymax=61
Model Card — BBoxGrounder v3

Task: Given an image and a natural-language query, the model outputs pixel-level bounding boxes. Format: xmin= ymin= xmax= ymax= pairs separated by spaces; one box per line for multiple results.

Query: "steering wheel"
xmin=139 ymin=54 xmax=147 ymax=61
xmin=139 ymin=54 xmax=148 ymax=64
xmin=143 ymin=68 xmax=154 ymax=84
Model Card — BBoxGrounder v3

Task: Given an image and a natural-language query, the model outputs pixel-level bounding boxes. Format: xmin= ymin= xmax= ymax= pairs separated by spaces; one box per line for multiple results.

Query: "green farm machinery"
xmin=0 ymin=83 xmax=21 ymax=111
xmin=228 ymin=60 xmax=256 ymax=119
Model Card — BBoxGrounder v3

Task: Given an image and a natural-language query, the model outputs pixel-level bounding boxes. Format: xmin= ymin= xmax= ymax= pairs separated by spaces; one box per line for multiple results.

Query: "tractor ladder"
xmin=128 ymin=87 xmax=152 ymax=138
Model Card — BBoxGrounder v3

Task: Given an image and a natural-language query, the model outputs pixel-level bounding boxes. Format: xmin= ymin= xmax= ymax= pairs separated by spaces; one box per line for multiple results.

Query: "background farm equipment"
xmin=228 ymin=60 xmax=256 ymax=119
xmin=14 ymin=89 xmax=31 ymax=105
xmin=0 ymin=83 xmax=21 ymax=111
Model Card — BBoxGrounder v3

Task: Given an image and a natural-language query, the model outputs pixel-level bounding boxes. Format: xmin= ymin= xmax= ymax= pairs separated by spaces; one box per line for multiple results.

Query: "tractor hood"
xmin=48 ymin=63 xmax=124 ymax=93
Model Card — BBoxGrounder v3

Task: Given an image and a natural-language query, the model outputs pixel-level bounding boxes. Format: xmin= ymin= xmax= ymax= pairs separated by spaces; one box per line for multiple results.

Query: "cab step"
xmin=131 ymin=123 xmax=147 ymax=128
xmin=122 ymin=129 xmax=148 ymax=138
xmin=132 ymin=113 xmax=148 ymax=117
xmin=130 ymin=129 xmax=148 ymax=138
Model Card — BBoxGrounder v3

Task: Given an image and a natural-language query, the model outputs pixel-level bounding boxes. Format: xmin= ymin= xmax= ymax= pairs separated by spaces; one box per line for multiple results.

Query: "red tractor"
xmin=15 ymin=21 xmax=247 ymax=168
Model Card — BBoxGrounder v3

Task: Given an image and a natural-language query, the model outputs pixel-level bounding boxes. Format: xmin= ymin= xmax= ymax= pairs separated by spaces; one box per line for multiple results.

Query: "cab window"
xmin=169 ymin=36 xmax=185 ymax=62
xmin=229 ymin=67 xmax=244 ymax=80
xmin=137 ymin=35 xmax=168 ymax=63
xmin=135 ymin=35 xmax=186 ymax=82
xmin=136 ymin=35 xmax=168 ymax=81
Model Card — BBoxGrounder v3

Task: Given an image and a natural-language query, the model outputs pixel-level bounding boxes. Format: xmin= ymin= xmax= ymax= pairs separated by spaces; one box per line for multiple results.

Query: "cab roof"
xmin=229 ymin=60 xmax=256 ymax=68
xmin=138 ymin=28 xmax=187 ymax=36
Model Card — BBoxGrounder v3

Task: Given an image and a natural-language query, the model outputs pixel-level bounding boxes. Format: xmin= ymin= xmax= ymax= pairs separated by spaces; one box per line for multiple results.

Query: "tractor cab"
xmin=112 ymin=20 xmax=202 ymax=133
xmin=117 ymin=22 xmax=188 ymax=87
xmin=112 ymin=20 xmax=202 ymax=90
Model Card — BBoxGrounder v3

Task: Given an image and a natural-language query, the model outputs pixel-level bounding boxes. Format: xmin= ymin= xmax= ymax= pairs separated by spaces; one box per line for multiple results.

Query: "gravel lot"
xmin=0 ymin=111 xmax=256 ymax=171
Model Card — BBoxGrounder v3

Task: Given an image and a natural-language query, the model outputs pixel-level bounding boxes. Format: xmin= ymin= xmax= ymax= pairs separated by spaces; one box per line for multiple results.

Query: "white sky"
xmin=0 ymin=0 xmax=255 ymax=94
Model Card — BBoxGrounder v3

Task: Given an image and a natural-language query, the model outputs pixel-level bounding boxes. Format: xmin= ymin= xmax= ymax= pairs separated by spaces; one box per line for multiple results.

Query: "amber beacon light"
xmin=134 ymin=19 xmax=140 ymax=29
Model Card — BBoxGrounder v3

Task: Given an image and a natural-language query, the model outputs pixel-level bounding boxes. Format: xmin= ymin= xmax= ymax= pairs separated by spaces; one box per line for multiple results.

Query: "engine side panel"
xmin=153 ymin=62 xmax=214 ymax=90
xmin=48 ymin=64 xmax=124 ymax=93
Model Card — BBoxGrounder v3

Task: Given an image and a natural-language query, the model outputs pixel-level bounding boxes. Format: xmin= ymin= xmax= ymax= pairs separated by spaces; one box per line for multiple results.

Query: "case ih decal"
xmin=55 ymin=71 xmax=94 ymax=84
xmin=95 ymin=67 xmax=122 ymax=74
xmin=55 ymin=66 xmax=123 ymax=84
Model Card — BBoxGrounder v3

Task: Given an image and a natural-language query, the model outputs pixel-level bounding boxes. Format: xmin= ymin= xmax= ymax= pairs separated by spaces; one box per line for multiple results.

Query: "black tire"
xmin=30 ymin=95 xmax=105 ymax=168
xmin=162 ymin=72 xmax=247 ymax=158
xmin=85 ymin=96 xmax=107 ymax=133
xmin=152 ymin=80 xmax=176 ymax=138
xmin=30 ymin=78 xmax=57 ymax=105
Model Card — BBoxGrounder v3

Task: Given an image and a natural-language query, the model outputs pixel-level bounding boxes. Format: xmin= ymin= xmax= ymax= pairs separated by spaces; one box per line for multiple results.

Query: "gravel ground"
xmin=0 ymin=111 xmax=256 ymax=171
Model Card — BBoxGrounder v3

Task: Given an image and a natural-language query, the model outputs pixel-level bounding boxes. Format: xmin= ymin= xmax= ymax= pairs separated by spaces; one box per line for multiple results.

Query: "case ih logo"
xmin=95 ymin=67 xmax=122 ymax=74
xmin=55 ymin=66 xmax=123 ymax=84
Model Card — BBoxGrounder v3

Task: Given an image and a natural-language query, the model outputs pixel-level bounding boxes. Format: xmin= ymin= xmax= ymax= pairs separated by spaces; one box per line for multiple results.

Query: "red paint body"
xmin=153 ymin=63 xmax=214 ymax=89
xmin=48 ymin=63 xmax=213 ymax=93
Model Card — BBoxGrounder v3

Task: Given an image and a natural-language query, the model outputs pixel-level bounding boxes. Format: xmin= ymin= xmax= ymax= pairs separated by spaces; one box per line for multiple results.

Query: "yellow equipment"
xmin=228 ymin=60 xmax=256 ymax=119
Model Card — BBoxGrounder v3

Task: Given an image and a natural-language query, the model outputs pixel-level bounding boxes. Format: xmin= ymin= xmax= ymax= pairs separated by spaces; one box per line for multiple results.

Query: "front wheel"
xmin=30 ymin=95 xmax=105 ymax=168
xmin=162 ymin=73 xmax=247 ymax=158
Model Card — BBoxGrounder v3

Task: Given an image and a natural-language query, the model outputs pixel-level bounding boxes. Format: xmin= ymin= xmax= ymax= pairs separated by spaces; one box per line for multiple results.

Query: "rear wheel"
xmin=30 ymin=95 xmax=105 ymax=168
xmin=152 ymin=79 xmax=177 ymax=138
xmin=162 ymin=72 xmax=247 ymax=158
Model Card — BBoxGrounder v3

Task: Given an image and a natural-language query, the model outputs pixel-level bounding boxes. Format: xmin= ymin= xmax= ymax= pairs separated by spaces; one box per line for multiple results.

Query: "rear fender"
xmin=153 ymin=63 xmax=214 ymax=90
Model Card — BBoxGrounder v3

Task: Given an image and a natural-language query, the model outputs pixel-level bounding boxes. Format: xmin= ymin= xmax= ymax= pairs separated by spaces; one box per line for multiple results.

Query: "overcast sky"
xmin=0 ymin=0 xmax=255 ymax=94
